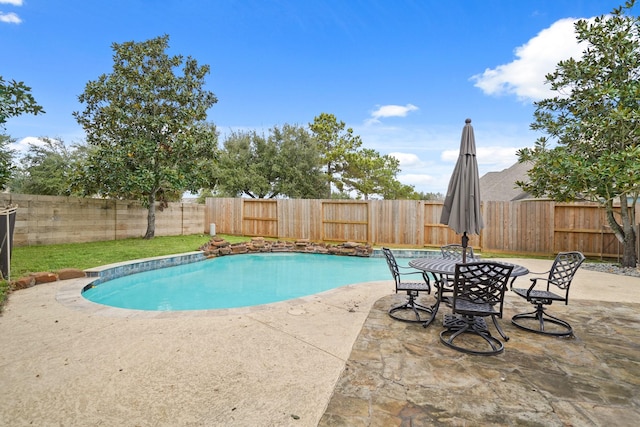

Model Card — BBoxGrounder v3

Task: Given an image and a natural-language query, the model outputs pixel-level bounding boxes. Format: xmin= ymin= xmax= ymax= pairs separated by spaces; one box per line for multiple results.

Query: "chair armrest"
xmin=525 ymin=277 xmax=550 ymax=298
xmin=527 ymin=269 xmax=550 ymax=276
xmin=399 ymin=269 xmax=428 ymax=278
xmin=398 ymin=266 xmax=430 ymax=287
xmin=398 ymin=265 xmax=425 ymax=276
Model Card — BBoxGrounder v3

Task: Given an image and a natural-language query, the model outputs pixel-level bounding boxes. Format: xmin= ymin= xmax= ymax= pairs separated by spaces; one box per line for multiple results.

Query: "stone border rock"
xmin=199 ymin=236 xmax=373 ymax=258
xmin=10 ymin=268 xmax=86 ymax=291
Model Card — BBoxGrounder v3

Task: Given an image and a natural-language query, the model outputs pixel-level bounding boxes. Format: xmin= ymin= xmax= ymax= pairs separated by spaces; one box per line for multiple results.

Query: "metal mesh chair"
xmin=438 ymin=244 xmax=477 ymax=305
xmin=440 ymin=244 xmax=476 ymax=261
xmin=511 ymin=251 xmax=585 ymax=337
xmin=382 ymin=247 xmax=433 ymax=323
xmin=440 ymin=262 xmax=513 ymax=355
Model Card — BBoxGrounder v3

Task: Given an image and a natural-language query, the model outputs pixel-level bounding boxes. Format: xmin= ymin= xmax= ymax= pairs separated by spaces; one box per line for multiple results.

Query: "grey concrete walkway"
xmin=0 ymin=258 xmax=639 ymax=426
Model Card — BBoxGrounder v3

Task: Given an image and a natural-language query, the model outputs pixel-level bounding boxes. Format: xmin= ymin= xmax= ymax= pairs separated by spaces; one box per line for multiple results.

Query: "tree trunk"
xmin=144 ymin=193 xmax=156 ymax=239
xmin=607 ymin=196 xmax=637 ymax=267
xmin=622 ymin=226 xmax=637 ymax=267
xmin=619 ymin=196 xmax=637 ymax=267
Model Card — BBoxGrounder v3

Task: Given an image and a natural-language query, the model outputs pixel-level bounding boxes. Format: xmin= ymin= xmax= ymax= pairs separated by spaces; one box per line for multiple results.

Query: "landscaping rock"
xmin=11 ymin=276 xmax=35 ymax=290
xmin=31 ymin=272 xmax=58 ymax=284
xmin=56 ymin=268 xmax=86 ymax=280
xmin=230 ymin=243 xmax=248 ymax=254
xmin=250 ymin=237 xmax=266 ymax=248
xmin=198 ymin=237 xmax=372 ymax=259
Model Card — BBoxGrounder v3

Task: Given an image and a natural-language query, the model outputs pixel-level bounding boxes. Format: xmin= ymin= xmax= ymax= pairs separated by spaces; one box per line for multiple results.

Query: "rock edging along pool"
xmin=83 ymin=252 xmax=397 ymax=311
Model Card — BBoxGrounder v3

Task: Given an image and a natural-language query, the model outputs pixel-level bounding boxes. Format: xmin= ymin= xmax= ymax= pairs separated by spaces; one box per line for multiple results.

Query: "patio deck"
xmin=319 ymin=295 xmax=640 ymax=426
xmin=0 ymin=258 xmax=638 ymax=426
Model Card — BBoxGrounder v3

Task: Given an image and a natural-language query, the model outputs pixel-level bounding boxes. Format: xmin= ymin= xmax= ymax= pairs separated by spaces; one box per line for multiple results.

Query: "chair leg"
xmin=389 ymin=292 xmax=434 ymax=323
xmin=440 ymin=314 xmax=504 ymax=356
xmin=491 ymin=315 xmax=509 ymax=342
xmin=511 ymin=304 xmax=573 ymax=337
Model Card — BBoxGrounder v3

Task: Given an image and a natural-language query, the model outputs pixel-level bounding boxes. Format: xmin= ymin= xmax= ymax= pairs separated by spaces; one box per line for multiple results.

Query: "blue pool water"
xmin=82 ymin=253 xmax=392 ymax=311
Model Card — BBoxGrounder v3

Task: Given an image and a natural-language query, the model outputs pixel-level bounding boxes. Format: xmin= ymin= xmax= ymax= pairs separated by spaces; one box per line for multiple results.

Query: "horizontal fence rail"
xmin=206 ymin=198 xmax=639 ymax=260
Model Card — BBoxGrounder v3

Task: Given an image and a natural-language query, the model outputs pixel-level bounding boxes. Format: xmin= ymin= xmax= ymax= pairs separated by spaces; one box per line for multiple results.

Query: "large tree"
xmin=268 ymin=124 xmax=326 ymax=198
xmin=215 ymin=124 xmax=325 ymax=198
xmin=215 ymin=130 xmax=275 ymax=198
xmin=517 ymin=1 xmax=640 ymax=266
xmin=73 ymin=35 xmax=218 ymax=239
xmin=10 ymin=137 xmax=86 ymax=196
xmin=343 ymin=148 xmax=417 ymax=200
xmin=309 ymin=113 xmax=363 ymax=197
xmin=308 ymin=113 xmax=418 ymax=200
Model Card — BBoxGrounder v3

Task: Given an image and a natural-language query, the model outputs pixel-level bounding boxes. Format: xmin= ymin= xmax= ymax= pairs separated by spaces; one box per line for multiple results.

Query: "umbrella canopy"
xmin=440 ymin=118 xmax=484 ymax=262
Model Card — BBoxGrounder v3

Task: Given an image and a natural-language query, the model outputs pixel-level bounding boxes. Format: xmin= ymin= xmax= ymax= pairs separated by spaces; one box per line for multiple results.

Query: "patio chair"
xmin=440 ymin=261 xmax=513 ymax=355
xmin=438 ymin=244 xmax=477 ymax=305
xmin=382 ymin=247 xmax=433 ymax=323
xmin=511 ymin=251 xmax=585 ymax=337
xmin=440 ymin=243 xmax=476 ymax=260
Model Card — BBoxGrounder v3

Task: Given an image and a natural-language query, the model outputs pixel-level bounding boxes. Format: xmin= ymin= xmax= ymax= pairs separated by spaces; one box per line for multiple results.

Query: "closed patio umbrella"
xmin=440 ymin=118 xmax=484 ymax=263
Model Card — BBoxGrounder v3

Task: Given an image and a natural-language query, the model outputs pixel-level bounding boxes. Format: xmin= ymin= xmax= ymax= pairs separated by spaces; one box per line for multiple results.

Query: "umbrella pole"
xmin=461 ymin=232 xmax=469 ymax=263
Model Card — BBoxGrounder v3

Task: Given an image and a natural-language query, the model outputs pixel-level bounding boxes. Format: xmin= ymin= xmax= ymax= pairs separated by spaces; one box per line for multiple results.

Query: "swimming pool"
xmin=82 ymin=252 xmax=393 ymax=311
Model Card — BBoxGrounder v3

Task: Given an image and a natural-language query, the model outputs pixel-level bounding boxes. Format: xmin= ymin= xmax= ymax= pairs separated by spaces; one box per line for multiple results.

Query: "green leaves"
xmin=214 ymin=125 xmax=326 ymax=199
xmin=11 ymin=137 xmax=85 ymax=196
xmin=342 ymin=149 xmax=412 ymax=200
xmin=0 ymin=76 xmax=45 ymax=127
xmin=0 ymin=133 xmax=16 ymax=189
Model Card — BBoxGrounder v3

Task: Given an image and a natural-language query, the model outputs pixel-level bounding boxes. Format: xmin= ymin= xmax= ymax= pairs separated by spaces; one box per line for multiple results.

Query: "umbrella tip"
xmin=465 ymin=118 xmax=472 ymax=124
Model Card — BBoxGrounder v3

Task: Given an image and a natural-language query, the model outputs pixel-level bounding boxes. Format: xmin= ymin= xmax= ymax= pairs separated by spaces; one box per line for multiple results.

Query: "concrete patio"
xmin=0 ymin=258 xmax=638 ymax=426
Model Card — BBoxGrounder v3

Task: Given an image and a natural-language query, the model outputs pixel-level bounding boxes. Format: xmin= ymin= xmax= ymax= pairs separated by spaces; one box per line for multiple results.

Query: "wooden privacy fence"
xmin=206 ymin=198 xmax=639 ymax=259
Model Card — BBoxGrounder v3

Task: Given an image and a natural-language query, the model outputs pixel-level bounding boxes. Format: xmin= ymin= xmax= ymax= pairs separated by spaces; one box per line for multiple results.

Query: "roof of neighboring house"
xmin=480 ymin=161 xmax=533 ymax=201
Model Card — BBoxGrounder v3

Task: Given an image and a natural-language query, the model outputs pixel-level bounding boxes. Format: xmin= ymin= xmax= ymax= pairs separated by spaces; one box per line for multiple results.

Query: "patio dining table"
xmin=408 ymin=258 xmax=529 ymax=327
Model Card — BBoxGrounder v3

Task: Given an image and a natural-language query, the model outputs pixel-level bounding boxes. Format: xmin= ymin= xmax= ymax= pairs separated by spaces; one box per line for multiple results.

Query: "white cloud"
xmin=366 ymin=103 xmax=419 ymax=125
xmin=477 ymin=146 xmax=520 ymax=169
xmin=398 ymin=173 xmax=435 ymax=186
xmin=11 ymin=136 xmax=48 ymax=153
xmin=442 ymin=145 xmax=519 ymax=176
xmin=388 ymin=152 xmax=422 ymax=168
xmin=471 ymin=17 xmax=593 ymax=102
xmin=0 ymin=11 xmax=21 ymax=23
xmin=1 ymin=0 xmax=22 ymax=24
xmin=441 ymin=149 xmax=459 ymax=163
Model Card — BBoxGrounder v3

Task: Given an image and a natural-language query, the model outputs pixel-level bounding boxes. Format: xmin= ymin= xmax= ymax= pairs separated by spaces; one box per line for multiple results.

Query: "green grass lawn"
xmin=0 ymin=234 xmax=250 ymax=309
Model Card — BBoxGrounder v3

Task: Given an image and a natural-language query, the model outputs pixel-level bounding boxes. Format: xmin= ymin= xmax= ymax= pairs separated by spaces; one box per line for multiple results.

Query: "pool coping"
xmin=84 ymin=251 xmax=206 ymax=285
xmin=83 ymin=248 xmax=441 ymax=284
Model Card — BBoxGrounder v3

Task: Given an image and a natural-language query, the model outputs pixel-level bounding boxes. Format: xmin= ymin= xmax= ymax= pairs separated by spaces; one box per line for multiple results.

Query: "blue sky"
xmin=1 ymin=0 xmax=630 ymax=194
